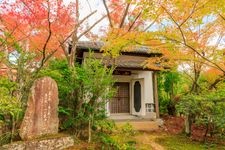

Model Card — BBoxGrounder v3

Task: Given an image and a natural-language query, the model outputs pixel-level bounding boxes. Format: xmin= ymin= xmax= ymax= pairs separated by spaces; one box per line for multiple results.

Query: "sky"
xmin=63 ymin=0 xmax=108 ymax=40
xmin=0 ymin=0 xmax=108 ymax=40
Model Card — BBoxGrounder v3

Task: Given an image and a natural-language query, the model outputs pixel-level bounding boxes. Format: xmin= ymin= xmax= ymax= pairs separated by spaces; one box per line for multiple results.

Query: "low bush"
xmin=94 ymin=122 xmax=137 ymax=149
xmin=40 ymin=53 xmax=116 ymax=141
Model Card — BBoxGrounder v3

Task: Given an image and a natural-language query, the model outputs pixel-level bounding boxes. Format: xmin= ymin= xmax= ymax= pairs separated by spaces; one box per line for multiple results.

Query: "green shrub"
xmin=177 ymin=93 xmax=225 ymax=139
xmin=0 ymin=77 xmax=22 ymax=145
xmin=95 ymin=122 xmax=137 ymax=149
xmin=93 ymin=119 xmax=116 ymax=134
xmin=97 ymin=132 xmax=136 ymax=150
xmin=120 ymin=123 xmax=136 ymax=136
xmin=40 ymin=53 xmax=116 ymax=141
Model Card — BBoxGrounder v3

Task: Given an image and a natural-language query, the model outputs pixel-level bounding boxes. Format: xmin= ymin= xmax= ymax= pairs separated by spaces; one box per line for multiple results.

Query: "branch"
xmin=58 ymin=39 xmax=70 ymax=63
xmin=79 ymin=10 xmax=97 ymax=26
xmin=161 ymin=5 xmax=187 ymax=44
xmin=58 ymin=10 xmax=98 ymax=48
xmin=0 ymin=24 xmax=19 ymax=47
xmin=184 ymin=43 xmax=225 ymax=73
xmin=173 ymin=57 xmax=215 ymax=69
xmin=0 ymin=16 xmax=44 ymax=51
xmin=76 ymin=0 xmax=79 ymax=23
xmin=209 ymin=75 xmax=225 ymax=90
xmin=40 ymin=0 xmax=52 ymax=68
xmin=161 ymin=5 xmax=225 ymax=73
xmin=182 ymin=67 xmax=195 ymax=82
xmin=210 ymin=33 xmax=223 ymax=54
xmin=119 ymin=2 xmax=131 ymax=28
xmin=161 ymin=5 xmax=179 ymax=27
xmin=144 ymin=13 xmax=160 ymax=32
xmin=162 ymin=35 xmax=225 ymax=73
xmin=44 ymin=49 xmax=57 ymax=63
xmin=219 ymin=14 xmax=225 ymax=21
xmin=35 ymin=49 xmax=57 ymax=74
xmin=179 ymin=0 xmax=199 ymax=27
xmin=78 ymin=15 xmax=106 ymax=40
xmin=21 ymin=0 xmax=37 ymax=18
xmin=128 ymin=11 xmax=142 ymax=31
xmin=102 ymin=0 xmax=113 ymax=28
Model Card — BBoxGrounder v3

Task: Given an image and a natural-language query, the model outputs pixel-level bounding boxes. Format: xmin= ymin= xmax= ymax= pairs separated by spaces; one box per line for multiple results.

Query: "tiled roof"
xmin=82 ymin=52 xmax=158 ymax=70
xmin=77 ymin=41 xmax=162 ymax=55
xmin=109 ymin=56 xmax=147 ymax=69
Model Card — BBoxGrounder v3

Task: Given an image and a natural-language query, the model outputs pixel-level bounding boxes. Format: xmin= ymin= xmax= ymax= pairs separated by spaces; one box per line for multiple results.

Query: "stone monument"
xmin=20 ymin=77 xmax=59 ymax=140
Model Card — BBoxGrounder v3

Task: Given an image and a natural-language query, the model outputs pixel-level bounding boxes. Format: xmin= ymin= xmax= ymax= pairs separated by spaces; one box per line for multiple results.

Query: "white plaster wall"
xmin=108 ymin=71 xmax=155 ymax=118
xmin=137 ymin=71 xmax=154 ymax=104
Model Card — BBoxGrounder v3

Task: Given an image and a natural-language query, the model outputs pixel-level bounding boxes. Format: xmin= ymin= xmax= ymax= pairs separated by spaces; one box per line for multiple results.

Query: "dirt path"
xmin=68 ymin=121 xmax=166 ymax=150
xmin=116 ymin=121 xmax=165 ymax=150
xmin=135 ymin=132 xmax=165 ymax=150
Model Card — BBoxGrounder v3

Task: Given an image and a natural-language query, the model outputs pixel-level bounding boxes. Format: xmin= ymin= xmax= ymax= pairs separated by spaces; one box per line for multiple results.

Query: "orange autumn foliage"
xmin=203 ymin=68 xmax=224 ymax=84
xmin=0 ymin=0 xmax=75 ymax=57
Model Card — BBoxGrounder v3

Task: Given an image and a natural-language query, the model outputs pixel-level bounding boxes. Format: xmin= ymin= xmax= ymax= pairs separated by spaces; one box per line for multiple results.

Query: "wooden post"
xmin=153 ymin=72 xmax=160 ymax=118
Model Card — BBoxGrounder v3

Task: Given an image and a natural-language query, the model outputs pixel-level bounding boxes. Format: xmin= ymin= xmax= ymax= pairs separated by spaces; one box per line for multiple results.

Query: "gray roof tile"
xmin=77 ymin=41 xmax=161 ymax=55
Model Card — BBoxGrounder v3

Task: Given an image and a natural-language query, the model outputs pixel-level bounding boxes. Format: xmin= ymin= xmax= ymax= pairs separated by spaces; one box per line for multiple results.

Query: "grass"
xmin=56 ymin=131 xmax=225 ymax=150
xmin=155 ymin=134 xmax=225 ymax=150
xmin=66 ymin=121 xmax=225 ymax=150
xmin=67 ymin=131 xmax=225 ymax=150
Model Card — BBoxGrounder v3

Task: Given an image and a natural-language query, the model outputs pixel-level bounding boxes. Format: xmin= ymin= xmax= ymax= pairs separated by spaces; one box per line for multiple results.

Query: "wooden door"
xmin=110 ymin=82 xmax=130 ymax=113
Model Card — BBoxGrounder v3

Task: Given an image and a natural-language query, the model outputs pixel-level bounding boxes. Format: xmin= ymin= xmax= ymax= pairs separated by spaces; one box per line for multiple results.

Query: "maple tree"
xmin=157 ymin=0 xmax=225 ymax=91
xmin=1 ymin=0 xmax=224 ymax=88
xmin=102 ymin=0 xmax=225 ymax=137
xmin=102 ymin=0 xmax=225 ymax=89
xmin=0 ymin=0 xmax=224 ymax=141
xmin=101 ymin=0 xmax=164 ymax=58
xmin=0 ymin=0 xmax=74 ymax=55
xmin=0 ymin=0 xmax=107 ymax=68
xmin=0 ymin=0 xmax=110 ymax=99
xmin=0 ymin=1 xmax=77 ymax=140
xmin=150 ymin=0 xmax=225 ymax=136
xmin=60 ymin=0 xmax=106 ymax=67
xmin=0 ymin=0 xmax=109 ymax=142
xmin=0 ymin=0 xmax=77 ymax=104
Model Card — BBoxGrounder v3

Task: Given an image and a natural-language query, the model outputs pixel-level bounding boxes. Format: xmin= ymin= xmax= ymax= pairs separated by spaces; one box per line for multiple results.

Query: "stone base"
xmin=142 ymin=112 xmax=157 ymax=120
xmin=109 ymin=112 xmax=157 ymax=121
xmin=2 ymin=136 xmax=74 ymax=150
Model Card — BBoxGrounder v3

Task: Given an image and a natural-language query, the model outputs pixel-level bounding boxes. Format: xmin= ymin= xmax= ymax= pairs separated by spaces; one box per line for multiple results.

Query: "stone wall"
xmin=2 ymin=136 xmax=74 ymax=150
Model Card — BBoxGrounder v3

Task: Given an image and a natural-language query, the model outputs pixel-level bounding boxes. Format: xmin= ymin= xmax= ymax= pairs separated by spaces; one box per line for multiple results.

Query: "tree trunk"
xmin=88 ymin=115 xmax=92 ymax=143
xmin=185 ymin=115 xmax=192 ymax=136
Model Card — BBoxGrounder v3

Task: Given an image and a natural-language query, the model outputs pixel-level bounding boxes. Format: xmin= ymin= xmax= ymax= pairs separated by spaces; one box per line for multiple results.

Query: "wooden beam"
xmin=153 ymin=72 xmax=160 ymax=118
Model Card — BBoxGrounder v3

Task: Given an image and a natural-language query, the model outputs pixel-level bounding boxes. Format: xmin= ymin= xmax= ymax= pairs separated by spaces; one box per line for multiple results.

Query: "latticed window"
xmin=146 ymin=103 xmax=154 ymax=112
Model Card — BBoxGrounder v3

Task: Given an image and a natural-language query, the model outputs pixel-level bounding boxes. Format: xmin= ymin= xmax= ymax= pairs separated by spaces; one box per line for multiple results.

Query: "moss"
xmin=21 ymin=133 xmax=72 ymax=142
xmin=155 ymin=134 xmax=225 ymax=150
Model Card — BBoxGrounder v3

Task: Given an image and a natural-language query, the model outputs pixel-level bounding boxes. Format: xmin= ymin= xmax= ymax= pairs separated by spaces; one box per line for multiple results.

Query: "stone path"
xmin=68 ymin=120 xmax=165 ymax=149
xmin=116 ymin=120 xmax=165 ymax=150
xmin=135 ymin=133 xmax=165 ymax=150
